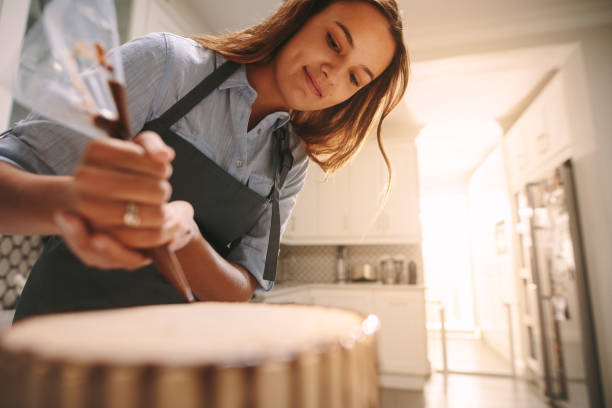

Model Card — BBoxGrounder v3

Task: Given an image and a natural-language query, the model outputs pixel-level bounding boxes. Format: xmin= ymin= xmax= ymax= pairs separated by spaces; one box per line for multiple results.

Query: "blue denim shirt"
xmin=0 ymin=32 xmax=310 ymax=291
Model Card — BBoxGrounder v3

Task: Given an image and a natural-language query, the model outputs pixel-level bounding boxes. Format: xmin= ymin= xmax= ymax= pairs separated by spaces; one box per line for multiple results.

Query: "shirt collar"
xmin=214 ymin=52 xmax=253 ymax=91
xmin=213 ymin=52 xmax=291 ymax=129
xmin=273 ymin=113 xmax=291 ymax=130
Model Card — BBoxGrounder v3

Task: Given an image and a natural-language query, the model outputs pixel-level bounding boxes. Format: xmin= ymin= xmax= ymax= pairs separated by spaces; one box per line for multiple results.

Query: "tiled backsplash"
xmin=0 ymin=235 xmax=45 ymax=310
xmin=277 ymin=243 xmax=423 ymax=285
xmin=0 ymin=234 xmax=424 ymax=308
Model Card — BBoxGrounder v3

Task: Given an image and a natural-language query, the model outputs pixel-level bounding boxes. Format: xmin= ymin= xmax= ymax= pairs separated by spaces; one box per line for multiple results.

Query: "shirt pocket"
xmin=247 ymin=173 xmax=274 ymax=199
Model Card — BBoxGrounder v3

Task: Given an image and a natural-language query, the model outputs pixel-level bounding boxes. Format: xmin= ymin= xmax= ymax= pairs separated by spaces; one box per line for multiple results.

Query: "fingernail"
xmin=165 ymin=164 xmax=173 ymax=179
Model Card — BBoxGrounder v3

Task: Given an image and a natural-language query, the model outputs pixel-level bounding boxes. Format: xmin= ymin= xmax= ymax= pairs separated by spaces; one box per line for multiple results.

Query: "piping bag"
xmin=6 ymin=0 xmax=194 ymax=302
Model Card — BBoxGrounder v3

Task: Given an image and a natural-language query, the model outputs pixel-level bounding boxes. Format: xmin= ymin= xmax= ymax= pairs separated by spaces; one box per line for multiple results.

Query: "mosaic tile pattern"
xmin=0 ymin=235 xmax=45 ymax=310
xmin=278 ymin=243 xmax=423 ymax=285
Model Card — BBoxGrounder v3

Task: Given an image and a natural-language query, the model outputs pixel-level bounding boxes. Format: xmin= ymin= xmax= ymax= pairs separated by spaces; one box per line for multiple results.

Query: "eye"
xmin=326 ymin=33 xmax=340 ymax=53
xmin=350 ymin=72 xmax=359 ymax=87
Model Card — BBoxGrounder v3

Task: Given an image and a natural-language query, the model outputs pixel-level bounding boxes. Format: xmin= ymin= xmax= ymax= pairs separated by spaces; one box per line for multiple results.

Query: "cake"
xmin=0 ymin=302 xmax=380 ymax=407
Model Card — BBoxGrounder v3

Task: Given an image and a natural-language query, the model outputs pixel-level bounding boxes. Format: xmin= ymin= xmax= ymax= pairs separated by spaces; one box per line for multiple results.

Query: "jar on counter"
xmin=336 ymin=246 xmax=349 ymax=283
xmin=379 ymin=255 xmax=395 ymax=284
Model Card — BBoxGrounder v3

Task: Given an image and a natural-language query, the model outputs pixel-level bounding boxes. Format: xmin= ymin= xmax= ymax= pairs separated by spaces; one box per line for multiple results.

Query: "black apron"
xmin=13 ymin=61 xmax=293 ymax=323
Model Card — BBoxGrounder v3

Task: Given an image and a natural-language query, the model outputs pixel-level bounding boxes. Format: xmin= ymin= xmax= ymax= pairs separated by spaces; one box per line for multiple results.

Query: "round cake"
xmin=0 ymin=302 xmax=380 ymax=408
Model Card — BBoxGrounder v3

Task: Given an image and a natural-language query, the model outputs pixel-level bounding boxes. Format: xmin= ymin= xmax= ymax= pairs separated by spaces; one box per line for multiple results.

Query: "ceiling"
xmin=185 ymin=0 xmax=604 ymax=189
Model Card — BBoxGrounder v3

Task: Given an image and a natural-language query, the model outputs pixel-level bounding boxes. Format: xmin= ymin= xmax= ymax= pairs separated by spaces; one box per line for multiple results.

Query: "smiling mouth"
xmin=303 ymin=66 xmax=322 ymax=97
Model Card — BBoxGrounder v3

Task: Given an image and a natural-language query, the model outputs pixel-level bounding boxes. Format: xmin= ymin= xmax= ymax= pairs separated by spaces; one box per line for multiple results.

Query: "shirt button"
xmin=257 ymin=128 xmax=262 ymax=135
xmin=236 ymin=160 xmax=243 ymax=168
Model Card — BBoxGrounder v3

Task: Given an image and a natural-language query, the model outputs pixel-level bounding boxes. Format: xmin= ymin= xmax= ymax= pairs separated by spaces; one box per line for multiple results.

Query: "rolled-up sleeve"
xmin=0 ymin=32 xmax=170 ymax=175
xmin=225 ymin=139 xmax=309 ymax=292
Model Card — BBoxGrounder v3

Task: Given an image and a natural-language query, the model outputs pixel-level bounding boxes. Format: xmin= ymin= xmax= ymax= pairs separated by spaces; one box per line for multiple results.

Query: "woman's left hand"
xmin=107 ymin=200 xmax=198 ymax=252
xmin=55 ymin=200 xmax=198 ymax=270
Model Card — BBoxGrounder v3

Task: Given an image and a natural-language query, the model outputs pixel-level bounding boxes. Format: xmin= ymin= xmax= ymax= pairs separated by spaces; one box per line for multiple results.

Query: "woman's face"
xmin=273 ymin=1 xmax=396 ymax=112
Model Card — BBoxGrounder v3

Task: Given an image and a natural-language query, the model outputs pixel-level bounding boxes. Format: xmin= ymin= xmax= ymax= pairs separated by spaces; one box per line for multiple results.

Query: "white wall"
xmin=0 ymin=1 xmax=29 ymax=130
xmin=468 ymin=147 xmax=517 ymax=361
xmin=129 ymin=0 xmax=211 ymax=40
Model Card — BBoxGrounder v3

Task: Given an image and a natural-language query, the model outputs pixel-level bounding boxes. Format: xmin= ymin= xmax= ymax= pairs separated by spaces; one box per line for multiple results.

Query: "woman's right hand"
xmin=56 ymin=131 xmax=175 ymax=270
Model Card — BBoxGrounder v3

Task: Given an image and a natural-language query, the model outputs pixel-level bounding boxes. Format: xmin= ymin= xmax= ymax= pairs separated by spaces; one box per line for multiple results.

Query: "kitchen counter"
xmin=253 ymin=282 xmax=426 ymax=301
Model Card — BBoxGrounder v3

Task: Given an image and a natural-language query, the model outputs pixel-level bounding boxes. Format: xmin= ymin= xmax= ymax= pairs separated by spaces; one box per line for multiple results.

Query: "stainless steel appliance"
xmin=350 ymin=263 xmax=377 ymax=282
xmin=515 ymin=160 xmax=604 ymax=407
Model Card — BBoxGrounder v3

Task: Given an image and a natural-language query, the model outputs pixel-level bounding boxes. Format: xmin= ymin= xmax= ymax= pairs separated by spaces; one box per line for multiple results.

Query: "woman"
xmin=0 ymin=0 xmax=408 ymax=321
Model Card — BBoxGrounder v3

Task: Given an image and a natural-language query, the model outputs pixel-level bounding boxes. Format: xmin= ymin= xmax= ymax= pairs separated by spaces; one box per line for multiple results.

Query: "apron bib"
xmin=14 ymin=61 xmax=293 ymax=322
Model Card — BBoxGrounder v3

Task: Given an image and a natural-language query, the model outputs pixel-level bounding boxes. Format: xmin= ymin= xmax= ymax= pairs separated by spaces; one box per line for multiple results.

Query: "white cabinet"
xmin=504 ymin=73 xmax=572 ymax=191
xmin=261 ymin=284 xmax=430 ymax=390
xmin=310 ymin=287 xmax=373 ymax=316
xmin=317 ymin=166 xmax=352 ymax=238
xmin=374 ymin=291 xmax=429 ymax=377
xmin=283 ymin=137 xmax=421 ymax=245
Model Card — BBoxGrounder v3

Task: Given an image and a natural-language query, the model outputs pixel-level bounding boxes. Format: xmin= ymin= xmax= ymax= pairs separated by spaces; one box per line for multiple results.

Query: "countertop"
xmin=253 ymin=281 xmax=426 ymax=301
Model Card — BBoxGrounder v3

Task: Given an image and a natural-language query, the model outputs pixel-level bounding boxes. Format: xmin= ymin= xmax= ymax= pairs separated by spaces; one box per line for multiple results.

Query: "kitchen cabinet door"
xmin=284 ymin=165 xmax=319 ymax=241
xmin=309 ymin=288 xmax=373 ymax=316
xmin=540 ymin=75 xmax=571 ymax=163
xmin=373 ymin=290 xmax=429 ymax=375
xmin=317 ymin=166 xmax=351 ymax=238
xmin=378 ymin=139 xmax=420 ymax=240
xmin=504 ymin=73 xmax=572 ymax=192
xmin=349 ymin=139 xmax=386 ymax=239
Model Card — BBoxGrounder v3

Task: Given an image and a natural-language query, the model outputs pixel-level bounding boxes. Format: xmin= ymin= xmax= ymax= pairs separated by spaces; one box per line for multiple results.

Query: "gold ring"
xmin=123 ymin=202 xmax=141 ymax=227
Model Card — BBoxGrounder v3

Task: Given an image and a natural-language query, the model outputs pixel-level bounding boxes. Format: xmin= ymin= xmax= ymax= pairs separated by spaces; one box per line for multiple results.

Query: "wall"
xmin=0 ymin=1 xmax=29 ymax=130
xmin=468 ymin=147 xmax=516 ymax=362
xmin=129 ymin=0 xmax=211 ymax=40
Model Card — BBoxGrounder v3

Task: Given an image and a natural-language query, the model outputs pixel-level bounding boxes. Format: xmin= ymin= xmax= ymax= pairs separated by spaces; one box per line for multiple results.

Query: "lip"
xmin=303 ymin=66 xmax=322 ymax=97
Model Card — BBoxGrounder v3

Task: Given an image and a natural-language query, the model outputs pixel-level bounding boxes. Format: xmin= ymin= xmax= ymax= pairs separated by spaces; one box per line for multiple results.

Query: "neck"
xmin=245 ymin=60 xmax=289 ymax=131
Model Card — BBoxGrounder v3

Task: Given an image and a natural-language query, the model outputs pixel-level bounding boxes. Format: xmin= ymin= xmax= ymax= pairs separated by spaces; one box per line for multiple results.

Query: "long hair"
xmin=190 ymin=0 xmax=409 ymax=191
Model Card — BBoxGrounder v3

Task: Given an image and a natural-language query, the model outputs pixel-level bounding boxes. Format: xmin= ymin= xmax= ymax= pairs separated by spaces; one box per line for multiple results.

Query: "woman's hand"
xmin=55 ymin=200 xmax=197 ymax=270
xmin=55 ymin=131 xmax=198 ymax=270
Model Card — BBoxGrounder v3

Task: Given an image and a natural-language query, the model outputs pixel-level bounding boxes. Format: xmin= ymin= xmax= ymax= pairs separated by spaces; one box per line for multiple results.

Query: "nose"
xmin=321 ymin=62 xmax=339 ymax=87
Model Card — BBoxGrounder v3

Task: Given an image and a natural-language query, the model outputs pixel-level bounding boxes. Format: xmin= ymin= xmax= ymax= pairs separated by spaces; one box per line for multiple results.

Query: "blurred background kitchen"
xmin=1 ymin=0 xmax=611 ymax=407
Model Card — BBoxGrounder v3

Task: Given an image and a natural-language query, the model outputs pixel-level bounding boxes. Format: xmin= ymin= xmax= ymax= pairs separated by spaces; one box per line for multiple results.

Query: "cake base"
xmin=0 ymin=302 xmax=380 ymax=408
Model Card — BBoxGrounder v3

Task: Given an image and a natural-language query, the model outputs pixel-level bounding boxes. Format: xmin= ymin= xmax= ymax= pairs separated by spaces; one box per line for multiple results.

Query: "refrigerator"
xmin=514 ymin=159 xmax=604 ymax=408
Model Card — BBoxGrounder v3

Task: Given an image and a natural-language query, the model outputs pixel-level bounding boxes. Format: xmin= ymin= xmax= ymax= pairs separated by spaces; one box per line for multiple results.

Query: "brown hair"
xmin=190 ymin=0 xmax=409 ymax=190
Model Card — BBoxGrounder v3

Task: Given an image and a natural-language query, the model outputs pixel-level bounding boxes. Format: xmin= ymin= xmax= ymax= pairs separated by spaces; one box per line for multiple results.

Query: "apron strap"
xmin=263 ymin=125 xmax=293 ymax=281
xmin=145 ymin=57 xmax=293 ymax=283
xmin=154 ymin=60 xmax=240 ymax=128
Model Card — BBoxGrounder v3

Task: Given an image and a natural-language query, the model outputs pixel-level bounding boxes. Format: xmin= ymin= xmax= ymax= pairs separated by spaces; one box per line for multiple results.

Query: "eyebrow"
xmin=334 ymin=21 xmax=375 ymax=82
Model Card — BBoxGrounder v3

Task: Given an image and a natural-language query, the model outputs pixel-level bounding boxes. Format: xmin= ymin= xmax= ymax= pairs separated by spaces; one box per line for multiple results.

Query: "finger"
xmin=90 ymin=234 xmax=153 ymax=270
xmin=54 ymin=211 xmax=92 ymax=254
xmin=110 ymin=221 xmax=181 ymax=248
xmin=54 ymin=212 xmax=152 ymax=270
xmin=74 ymin=165 xmax=172 ymax=204
xmin=83 ymin=138 xmax=171 ymax=179
xmin=133 ymin=131 xmax=175 ymax=164
xmin=75 ymin=197 xmax=166 ymax=228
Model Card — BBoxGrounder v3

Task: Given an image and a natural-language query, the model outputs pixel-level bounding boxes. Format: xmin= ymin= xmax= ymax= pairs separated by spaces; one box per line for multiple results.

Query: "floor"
xmin=428 ymin=333 xmax=513 ymax=375
xmin=380 ymin=374 xmax=551 ymax=408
